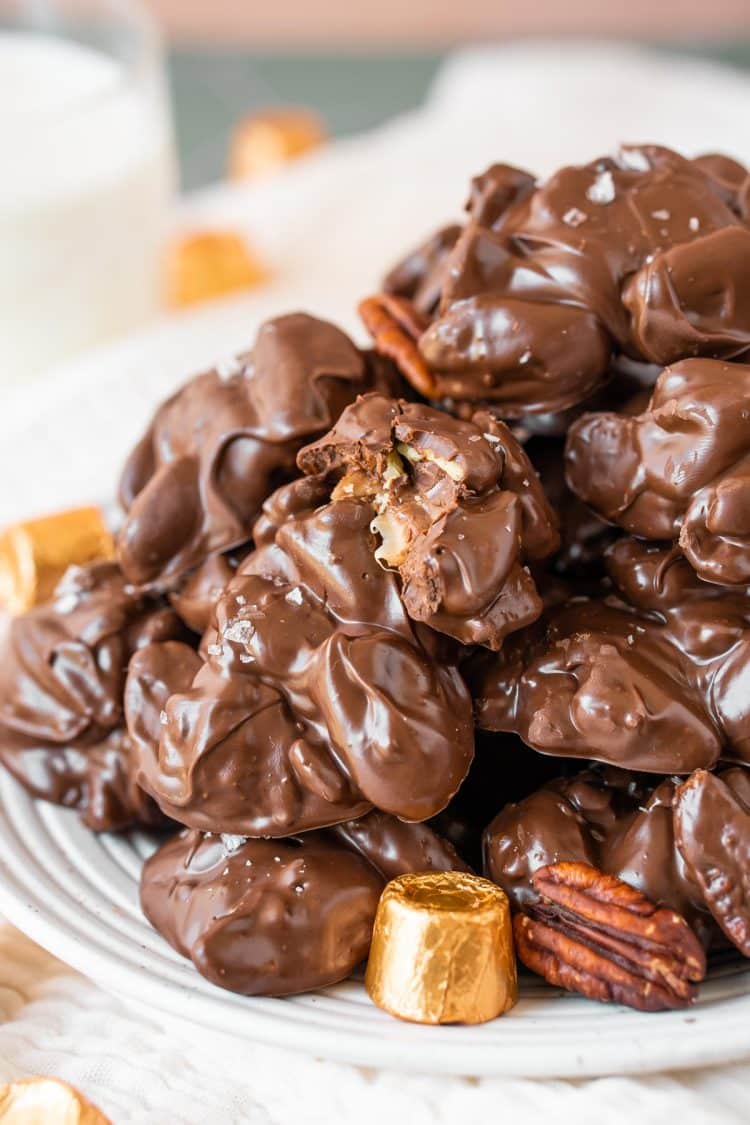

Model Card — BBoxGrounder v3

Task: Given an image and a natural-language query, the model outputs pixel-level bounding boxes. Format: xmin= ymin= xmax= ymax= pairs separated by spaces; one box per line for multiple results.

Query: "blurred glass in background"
xmin=0 ymin=0 xmax=174 ymax=383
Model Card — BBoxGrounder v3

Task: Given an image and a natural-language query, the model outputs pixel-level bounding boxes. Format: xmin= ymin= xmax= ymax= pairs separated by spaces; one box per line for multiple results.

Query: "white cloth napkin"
xmin=2 ymin=42 xmax=750 ymax=1123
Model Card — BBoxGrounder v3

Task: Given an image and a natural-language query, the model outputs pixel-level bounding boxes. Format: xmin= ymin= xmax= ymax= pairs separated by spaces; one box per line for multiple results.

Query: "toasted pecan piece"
xmin=359 ymin=294 xmax=436 ymax=398
xmin=674 ymin=769 xmax=750 ymax=957
xmin=514 ymin=861 xmax=706 ymax=1011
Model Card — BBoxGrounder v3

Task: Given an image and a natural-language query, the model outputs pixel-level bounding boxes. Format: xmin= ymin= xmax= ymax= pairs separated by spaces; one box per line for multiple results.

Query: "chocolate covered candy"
xmin=383 ymin=224 xmax=462 ymax=318
xmin=474 ymin=538 xmax=750 ymax=773
xmin=141 ymin=812 xmax=468 ymax=997
xmin=142 ymin=830 xmax=383 ymax=996
xmin=168 ymin=545 xmax=250 ymax=635
xmin=367 ymin=146 xmax=750 ymax=416
xmin=566 ymin=358 xmax=750 ymax=585
xmin=126 ymin=496 xmax=474 ymax=835
xmin=674 ymin=768 xmax=750 ymax=956
xmin=118 ymin=313 xmax=396 ymax=588
xmin=298 ymin=393 xmax=559 ymax=648
xmin=485 ymin=764 xmax=750 ymax=958
xmin=0 ymin=562 xmax=186 ymax=830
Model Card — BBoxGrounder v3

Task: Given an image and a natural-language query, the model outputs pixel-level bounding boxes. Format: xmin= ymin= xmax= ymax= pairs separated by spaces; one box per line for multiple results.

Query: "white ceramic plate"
xmin=0 ymin=771 xmax=748 ymax=1078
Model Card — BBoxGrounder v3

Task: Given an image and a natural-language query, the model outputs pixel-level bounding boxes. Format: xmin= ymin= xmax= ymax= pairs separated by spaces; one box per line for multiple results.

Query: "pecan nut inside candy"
xmin=298 ymin=393 xmax=559 ymax=649
xmin=358 ymin=294 xmax=436 ymax=399
xmin=514 ymin=862 xmax=706 ymax=1011
xmin=674 ymin=768 xmax=750 ymax=957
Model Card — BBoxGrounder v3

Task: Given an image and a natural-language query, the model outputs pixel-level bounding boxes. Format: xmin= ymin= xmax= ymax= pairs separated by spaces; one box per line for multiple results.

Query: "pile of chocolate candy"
xmin=2 ymin=143 xmax=750 ymax=1020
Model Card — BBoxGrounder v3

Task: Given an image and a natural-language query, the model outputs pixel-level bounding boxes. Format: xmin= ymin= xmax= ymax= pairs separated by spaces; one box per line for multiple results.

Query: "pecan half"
xmin=514 ymin=861 xmax=706 ymax=1011
xmin=674 ymin=768 xmax=750 ymax=957
xmin=358 ymin=293 xmax=436 ymax=398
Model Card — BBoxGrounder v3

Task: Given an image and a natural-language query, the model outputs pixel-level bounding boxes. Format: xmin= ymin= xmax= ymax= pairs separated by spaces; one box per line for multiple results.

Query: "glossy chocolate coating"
xmin=383 ymin=224 xmax=462 ymax=317
xmin=0 ymin=562 xmax=186 ymax=830
xmin=141 ymin=812 xmax=468 ymax=996
xmin=429 ymin=732 xmax=575 ymax=870
xmin=566 ymin=358 xmax=750 ymax=585
xmin=298 ymin=393 xmax=559 ymax=648
xmin=126 ymin=496 xmax=474 ymax=834
xmin=331 ymin=807 xmax=471 ymax=880
xmin=141 ymin=830 xmax=383 ymax=996
xmin=673 ymin=768 xmax=750 ymax=956
xmin=474 ymin=537 xmax=750 ymax=773
xmin=118 ymin=313 xmax=396 ymax=588
xmin=483 ymin=767 xmax=720 ymax=947
xmin=382 ymin=146 xmax=750 ymax=416
xmin=168 ymin=546 xmax=250 ymax=634
xmin=251 ymin=473 xmax=331 ymax=549
xmin=485 ymin=763 xmax=750 ymax=955
xmin=527 ymin=436 xmax=619 ymax=580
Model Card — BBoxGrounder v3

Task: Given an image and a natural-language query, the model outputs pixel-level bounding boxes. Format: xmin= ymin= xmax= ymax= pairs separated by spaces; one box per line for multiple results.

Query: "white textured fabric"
xmin=0 ymin=923 xmax=748 ymax=1125
xmin=3 ymin=42 xmax=750 ymax=1123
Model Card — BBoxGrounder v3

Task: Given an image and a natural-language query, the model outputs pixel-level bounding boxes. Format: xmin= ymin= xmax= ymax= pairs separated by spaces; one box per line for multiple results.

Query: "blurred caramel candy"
xmin=365 ymin=871 xmax=517 ymax=1024
xmin=228 ymin=108 xmax=327 ymax=180
xmin=0 ymin=1077 xmax=110 ymax=1123
xmin=164 ymin=231 xmax=266 ymax=309
xmin=0 ymin=507 xmax=114 ymax=615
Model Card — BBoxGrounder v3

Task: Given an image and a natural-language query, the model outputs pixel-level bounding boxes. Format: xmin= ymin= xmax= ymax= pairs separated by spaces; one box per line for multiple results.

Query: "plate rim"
xmin=0 ymin=775 xmax=749 ymax=1079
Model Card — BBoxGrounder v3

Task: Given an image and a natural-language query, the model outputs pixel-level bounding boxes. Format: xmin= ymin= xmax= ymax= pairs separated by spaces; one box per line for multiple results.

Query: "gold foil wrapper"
xmin=365 ymin=871 xmax=518 ymax=1024
xmin=228 ymin=109 xmax=327 ymax=180
xmin=164 ymin=230 xmax=267 ymax=309
xmin=0 ymin=507 xmax=114 ymax=615
xmin=0 ymin=1077 xmax=111 ymax=1123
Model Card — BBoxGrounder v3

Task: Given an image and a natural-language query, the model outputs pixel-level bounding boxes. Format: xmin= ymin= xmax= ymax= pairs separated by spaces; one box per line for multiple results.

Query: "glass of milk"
xmin=0 ymin=0 xmax=175 ymax=383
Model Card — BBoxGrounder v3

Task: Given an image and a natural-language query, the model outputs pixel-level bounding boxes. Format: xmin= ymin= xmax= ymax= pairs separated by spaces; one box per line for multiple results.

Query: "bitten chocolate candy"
xmin=473 ymin=538 xmax=750 ymax=774
xmin=0 ymin=561 xmax=186 ymax=830
xmin=370 ymin=146 xmax=750 ymax=416
xmin=117 ymin=313 xmax=397 ymax=588
xmin=0 ymin=506 xmax=114 ymax=615
xmin=365 ymin=871 xmax=517 ymax=1024
xmin=565 ymin=358 xmax=750 ymax=585
xmin=141 ymin=813 xmax=468 ymax=997
xmin=298 ymin=392 xmax=559 ymax=649
xmin=126 ymin=497 xmax=474 ymax=835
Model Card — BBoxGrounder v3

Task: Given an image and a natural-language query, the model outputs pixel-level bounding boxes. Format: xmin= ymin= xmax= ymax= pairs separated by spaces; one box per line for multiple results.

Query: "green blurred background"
xmin=169 ymin=43 xmax=750 ymax=190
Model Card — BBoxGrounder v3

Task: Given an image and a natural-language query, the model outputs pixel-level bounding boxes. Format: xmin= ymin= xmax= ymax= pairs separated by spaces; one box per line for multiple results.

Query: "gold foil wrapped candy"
xmin=164 ymin=230 xmax=267 ymax=309
xmin=228 ymin=108 xmax=327 ymax=180
xmin=365 ymin=871 xmax=518 ymax=1024
xmin=0 ymin=1077 xmax=111 ymax=1123
xmin=0 ymin=507 xmax=114 ymax=615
